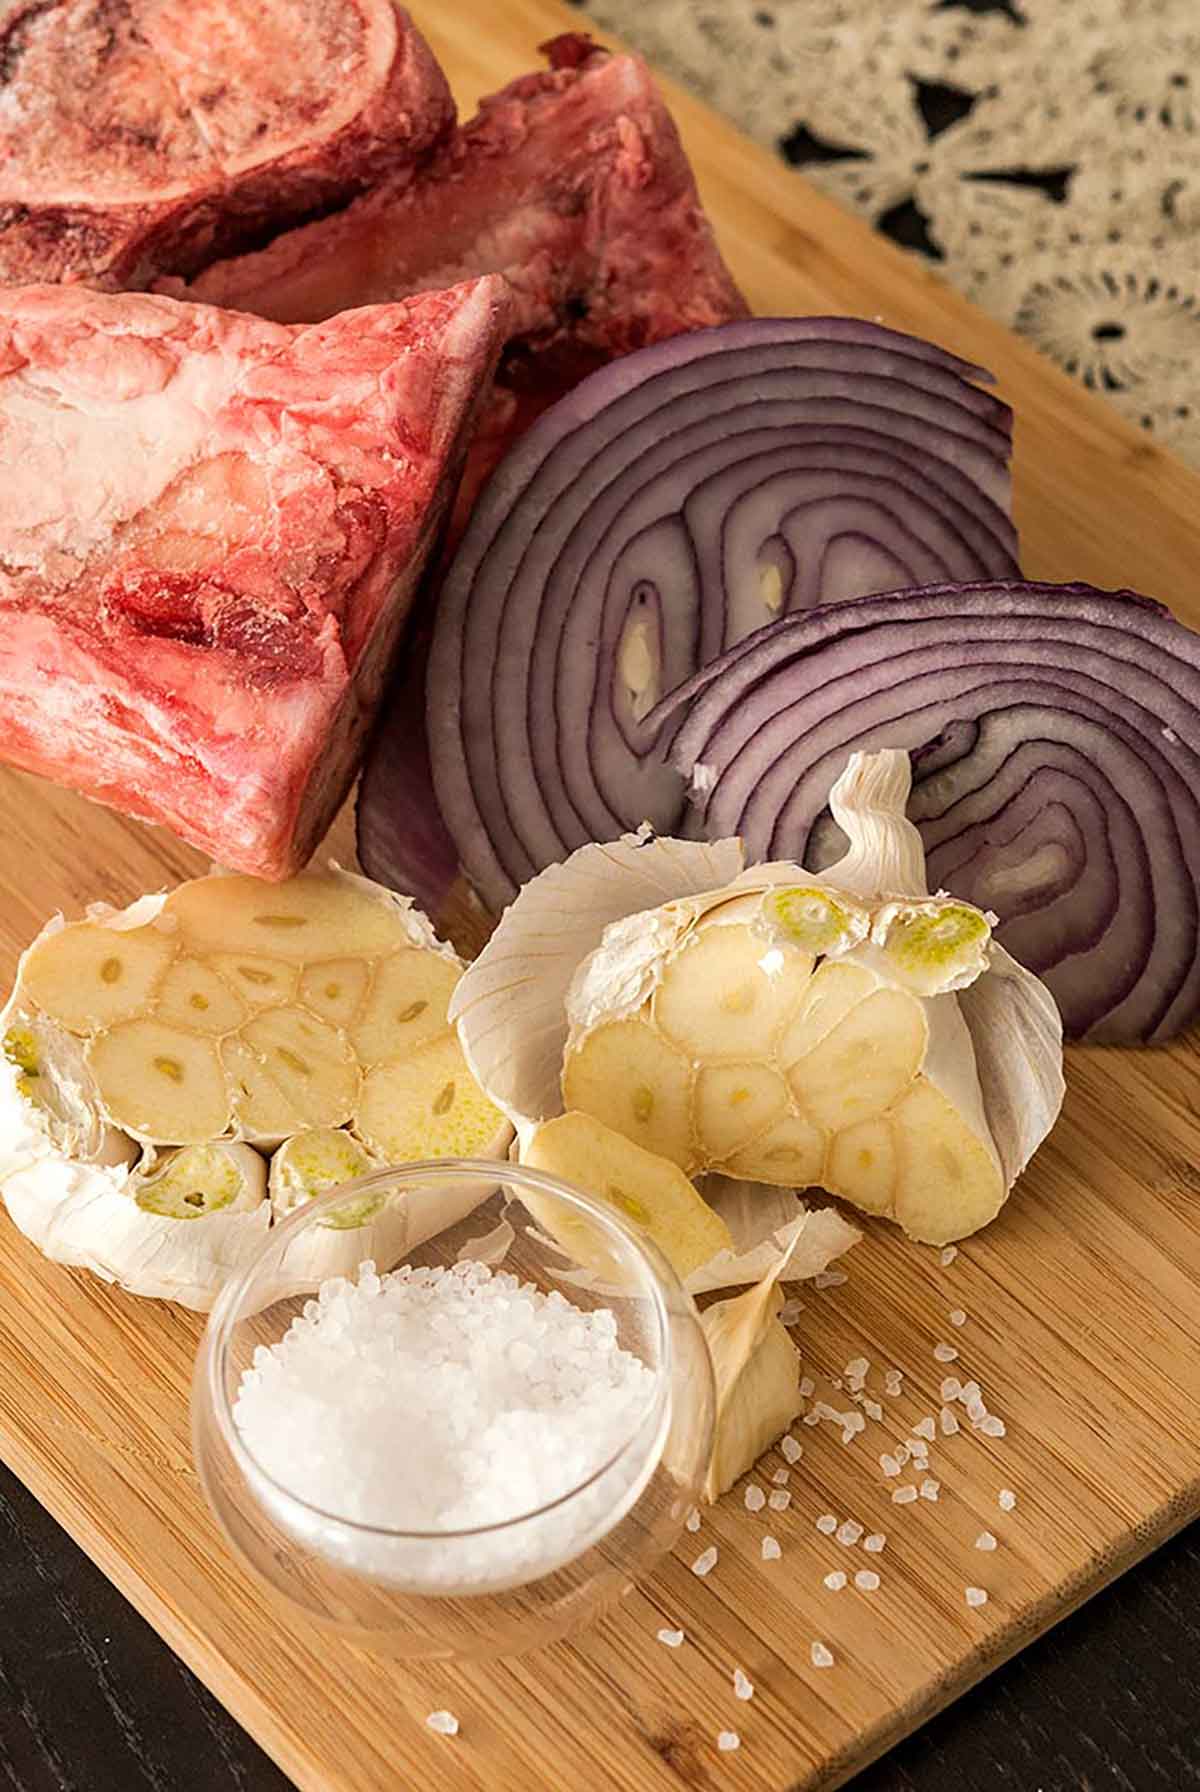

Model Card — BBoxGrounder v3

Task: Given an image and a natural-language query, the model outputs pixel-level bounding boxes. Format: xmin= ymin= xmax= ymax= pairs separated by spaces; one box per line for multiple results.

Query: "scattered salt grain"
xmin=979 ymin=1415 xmax=1008 ymax=1439
xmin=657 ymin=1627 xmax=685 ymax=1648
xmin=232 ymin=1259 xmax=658 ymax=1588
xmin=814 ymin=1269 xmax=847 ymax=1289
xmin=912 ymin=1416 xmax=937 ymax=1442
xmin=920 ymin=1478 xmax=941 ymax=1502
xmin=772 ymin=1469 xmax=790 ymax=1486
xmin=693 ymin=1546 xmax=718 ymax=1577
xmin=949 ymin=1309 xmax=967 ymax=1328
xmin=717 ymin=1730 xmax=740 ymax=1752
xmin=940 ymin=1406 xmax=961 ymax=1437
xmin=781 ymin=1435 xmax=804 ymax=1465
xmin=854 ymin=1569 xmax=881 ymax=1592
xmin=939 ymin=1246 xmax=958 ymax=1266
xmin=892 ymin=1484 xmax=918 ymax=1504
xmin=880 ymin=1453 xmax=901 ymax=1478
xmin=863 ymin=1398 xmax=884 ymax=1422
xmin=863 ymin=1533 xmax=887 ymax=1553
xmin=965 ymin=1586 xmax=989 ymax=1608
xmin=811 ymin=1641 xmax=835 ymax=1669
xmin=686 ymin=1508 xmax=701 ymax=1532
xmin=779 ymin=1298 xmax=804 ymax=1325
xmin=768 ymin=1489 xmax=791 ymax=1512
xmin=998 ymin=1488 xmax=1018 ymax=1511
xmin=958 ymin=1380 xmax=982 ymax=1406
xmin=426 ymin=1711 xmax=459 ymax=1737
xmin=745 ymin=1484 xmax=766 ymax=1513
xmin=940 ymin=1377 xmax=963 ymax=1402
xmin=802 ymin=1411 xmax=821 ymax=1427
xmin=734 ymin=1668 xmax=754 ymax=1701
xmin=933 ymin=1342 xmax=959 ymax=1363
xmin=894 ymin=1443 xmax=911 ymax=1466
xmin=761 ymin=1535 xmax=782 ymax=1562
xmin=823 ymin=1569 xmax=847 ymax=1591
xmin=836 ymin=1519 xmax=864 ymax=1546
xmin=883 ymin=1369 xmax=904 ymax=1395
xmin=799 ymin=1376 xmax=816 ymax=1398
xmin=975 ymin=1531 xmax=998 ymax=1552
xmin=816 ymin=1513 xmax=838 ymax=1535
xmin=965 ymin=1394 xmax=988 ymax=1425
xmin=845 ymin=1356 xmax=869 ymax=1380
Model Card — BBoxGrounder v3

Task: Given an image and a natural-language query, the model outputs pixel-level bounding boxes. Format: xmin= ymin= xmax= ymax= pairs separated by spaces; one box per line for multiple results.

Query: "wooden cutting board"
xmin=2 ymin=3 xmax=1199 ymax=1789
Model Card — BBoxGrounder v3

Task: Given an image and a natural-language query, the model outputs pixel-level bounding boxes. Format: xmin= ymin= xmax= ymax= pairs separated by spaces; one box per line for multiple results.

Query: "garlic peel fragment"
xmin=701 ymin=1230 xmax=805 ymax=1502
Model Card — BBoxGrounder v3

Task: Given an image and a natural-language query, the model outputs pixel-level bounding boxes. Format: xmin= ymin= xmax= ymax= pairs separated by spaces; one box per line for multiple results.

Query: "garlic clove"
xmin=562 ymin=1017 xmax=693 ymax=1171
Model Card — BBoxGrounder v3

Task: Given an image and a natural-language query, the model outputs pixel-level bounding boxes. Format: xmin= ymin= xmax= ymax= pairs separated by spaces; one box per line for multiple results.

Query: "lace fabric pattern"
xmin=576 ymin=0 xmax=1200 ymax=466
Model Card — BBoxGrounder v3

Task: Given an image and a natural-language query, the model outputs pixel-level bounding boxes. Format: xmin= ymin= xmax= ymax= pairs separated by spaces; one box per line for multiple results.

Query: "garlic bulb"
xmin=453 ymin=751 xmax=1064 ymax=1245
xmin=0 ymin=866 xmax=512 ymax=1308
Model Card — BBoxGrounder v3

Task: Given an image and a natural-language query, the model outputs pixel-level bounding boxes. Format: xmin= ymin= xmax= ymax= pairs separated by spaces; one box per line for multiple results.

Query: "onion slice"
xmin=414 ymin=318 xmax=1017 ymax=913
xmin=655 ymin=580 xmax=1200 ymax=1044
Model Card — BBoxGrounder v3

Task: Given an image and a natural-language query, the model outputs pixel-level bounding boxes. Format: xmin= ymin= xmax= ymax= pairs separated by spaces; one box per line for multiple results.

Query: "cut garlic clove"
xmin=269 ymin=1128 xmax=380 ymax=1222
xmin=520 ymin=1111 xmax=733 ymax=1282
xmin=871 ymin=897 xmax=993 ymax=996
xmin=356 ymin=1035 xmax=510 ymax=1163
xmin=296 ymin=958 xmax=371 ymax=1029
xmin=652 ymin=923 xmax=813 ymax=1060
xmin=777 ymin=960 xmax=877 ymax=1066
xmin=786 ymin=987 xmax=927 ymax=1131
xmin=209 ymin=953 xmax=298 ymax=1010
xmin=88 ymin=1019 xmax=231 ymax=1144
xmin=19 ymin=920 xmax=175 ymax=1035
xmin=165 ymin=870 xmax=407 ymax=961
xmin=135 ymin=1141 xmax=266 ymax=1220
xmin=760 ymin=884 xmax=870 ymax=957
xmin=349 ymin=949 xmax=459 ymax=1066
xmin=562 ymin=1017 xmax=693 ymax=1170
xmin=155 ymin=958 xmax=247 ymax=1036
xmin=721 ymin=1111 xmax=827 ymax=1187
xmin=224 ymin=1008 xmax=359 ymax=1143
xmin=890 ymin=1078 xmax=1005 ymax=1244
xmin=694 ymin=1062 xmax=788 ymax=1161
xmin=825 ymin=1117 xmax=898 ymax=1217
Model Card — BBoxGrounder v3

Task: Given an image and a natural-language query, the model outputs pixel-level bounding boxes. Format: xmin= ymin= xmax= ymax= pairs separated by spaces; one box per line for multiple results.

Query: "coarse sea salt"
xmin=999 ymin=1489 xmax=1018 ymax=1511
xmin=824 ymin=1570 xmax=847 ymax=1591
xmin=781 ymin=1435 xmax=804 ymax=1464
xmin=854 ymin=1569 xmax=880 ymax=1592
xmin=717 ymin=1731 xmax=740 ymax=1752
xmin=657 ymin=1627 xmax=685 ymax=1648
xmin=811 ymin=1641 xmax=835 ymax=1668
xmin=693 ymin=1546 xmax=718 ymax=1577
xmin=426 ymin=1711 xmax=459 ymax=1736
xmin=762 ymin=1535 xmax=782 ymax=1562
xmin=734 ymin=1668 xmax=754 ymax=1701
xmin=233 ymin=1261 xmax=659 ymax=1590
xmin=745 ymin=1484 xmax=766 ymax=1513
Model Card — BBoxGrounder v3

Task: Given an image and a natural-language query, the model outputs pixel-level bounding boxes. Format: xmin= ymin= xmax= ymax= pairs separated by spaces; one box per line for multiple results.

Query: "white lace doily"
xmin=575 ymin=0 xmax=1200 ymax=467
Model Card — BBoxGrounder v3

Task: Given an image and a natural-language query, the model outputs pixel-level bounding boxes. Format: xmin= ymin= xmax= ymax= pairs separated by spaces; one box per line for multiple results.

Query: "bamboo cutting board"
xmin=2 ymin=3 xmax=1199 ymax=1788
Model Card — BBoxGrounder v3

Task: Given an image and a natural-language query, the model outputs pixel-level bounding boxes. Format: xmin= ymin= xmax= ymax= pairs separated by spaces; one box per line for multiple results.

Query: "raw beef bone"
xmin=0 ymin=0 xmax=453 ymax=288
xmin=177 ymin=34 xmax=747 ymax=504
xmin=0 ymin=278 xmax=511 ymax=878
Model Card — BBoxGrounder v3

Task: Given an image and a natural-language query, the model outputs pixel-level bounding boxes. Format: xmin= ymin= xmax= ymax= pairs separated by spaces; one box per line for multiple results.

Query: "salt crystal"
xmin=965 ymin=1586 xmax=989 ymax=1608
xmin=939 ymin=1246 xmax=958 ymax=1266
xmin=799 ymin=1376 xmax=816 ymax=1398
xmin=802 ymin=1412 xmax=821 ymax=1427
xmin=657 ymin=1627 xmax=685 ymax=1647
xmin=940 ymin=1377 xmax=963 ymax=1402
xmin=772 ymin=1469 xmax=790 ymax=1486
xmin=920 ymin=1478 xmax=941 ymax=1502
xmin=998 ymin=1489 xmax=1018 ymax=1511
xmin=884 ymin=1369 xmax=904 ymax=1393
xmin=761 ymin=1535 xmax=782 ymax=1562
xmin=717 ymin=1730 xmax=740 ymax=1752
xmin=734 ymin=1667 xmax=754 ymax=1701
xmin=949 ymin=1309 xmax=967 ymax=1328
xmin=892 ymin=1484 xmax=918 ymax=1504
xmin=975 ymin=1531 xmax=998 ymax=1552
xmin=966 ymin=1394 xmax=988 ymax=1424
xmin=768 ymin=1489 xmax=791 ymax=1512
xmin=814 ymin=1270 xmax=847 ymax=1288
xmin=823 ymin=1570 xmax=847 ymax=1591
xmin=940 ymin=1406 xmax=961 ymax=1436
xmin=845 ymin=1356 xmax=869 ymax=1380
xmin=686 ymin=1508 xmax=701 ymax=1532
xmin=958 ymin=1380 xmax=982 ymax=1406
xmin=426 ymin=1711 xmax=459 ymax=1736
xmin=854 ymin=1569 xmax=880 ymax=1592
xmin=979 ymin=1415 xmax=1007 ymax=1438
xmin=912 ymin=1416 xmax=936 ymax=1442
xmin=894 ymin=1443 xmax=911 ymax=1466
xmin=781 ymin=1435 xmax=803 ymax=1464
xmin=745 ymin=1484 xmax=766 ymax=1512
xmin=880 ymin=1453 xmax=901 ymax=1478
xmin=816 ymin=1513 xmax=838 ymax=1535
xmin=863 ymin=1533 xmax=886 ymax=1553
xmin=779 ymin=1298 xmax=804 ymax=1325
xmin=693 ymin=1546 xmax=718 ymax=1577
xmin=811 ymin=1641 xmax=835 ymax=1668
xmin=863 ymin=1399 xmax=884 ymax=1422
xmin=836 ymin=1519 xmax=864 ymax=1546
xmin=933 ymin=1342 xmax=959 ymax=1363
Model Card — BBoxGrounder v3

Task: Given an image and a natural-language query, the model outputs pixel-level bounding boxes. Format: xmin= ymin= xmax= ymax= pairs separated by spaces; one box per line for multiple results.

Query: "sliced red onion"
xmin=655 ymin=581 xmax=1200 ymax=1044
xmin=418 ymin=318 xmax=1016 ymax=913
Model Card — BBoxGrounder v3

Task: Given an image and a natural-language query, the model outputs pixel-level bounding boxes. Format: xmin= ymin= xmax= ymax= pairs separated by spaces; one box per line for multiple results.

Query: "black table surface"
xmin=1 ymin=1461 xmax=1196 ymax=1792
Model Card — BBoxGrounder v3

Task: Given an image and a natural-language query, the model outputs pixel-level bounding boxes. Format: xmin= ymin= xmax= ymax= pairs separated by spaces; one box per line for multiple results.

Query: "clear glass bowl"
xmin=192 ymin=1159 xmax=715 ymax=1659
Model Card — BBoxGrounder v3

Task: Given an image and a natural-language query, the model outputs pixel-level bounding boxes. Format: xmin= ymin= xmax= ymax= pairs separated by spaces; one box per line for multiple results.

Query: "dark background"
xmin=1 ymin=1462 xmax=1196 ymax=1791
